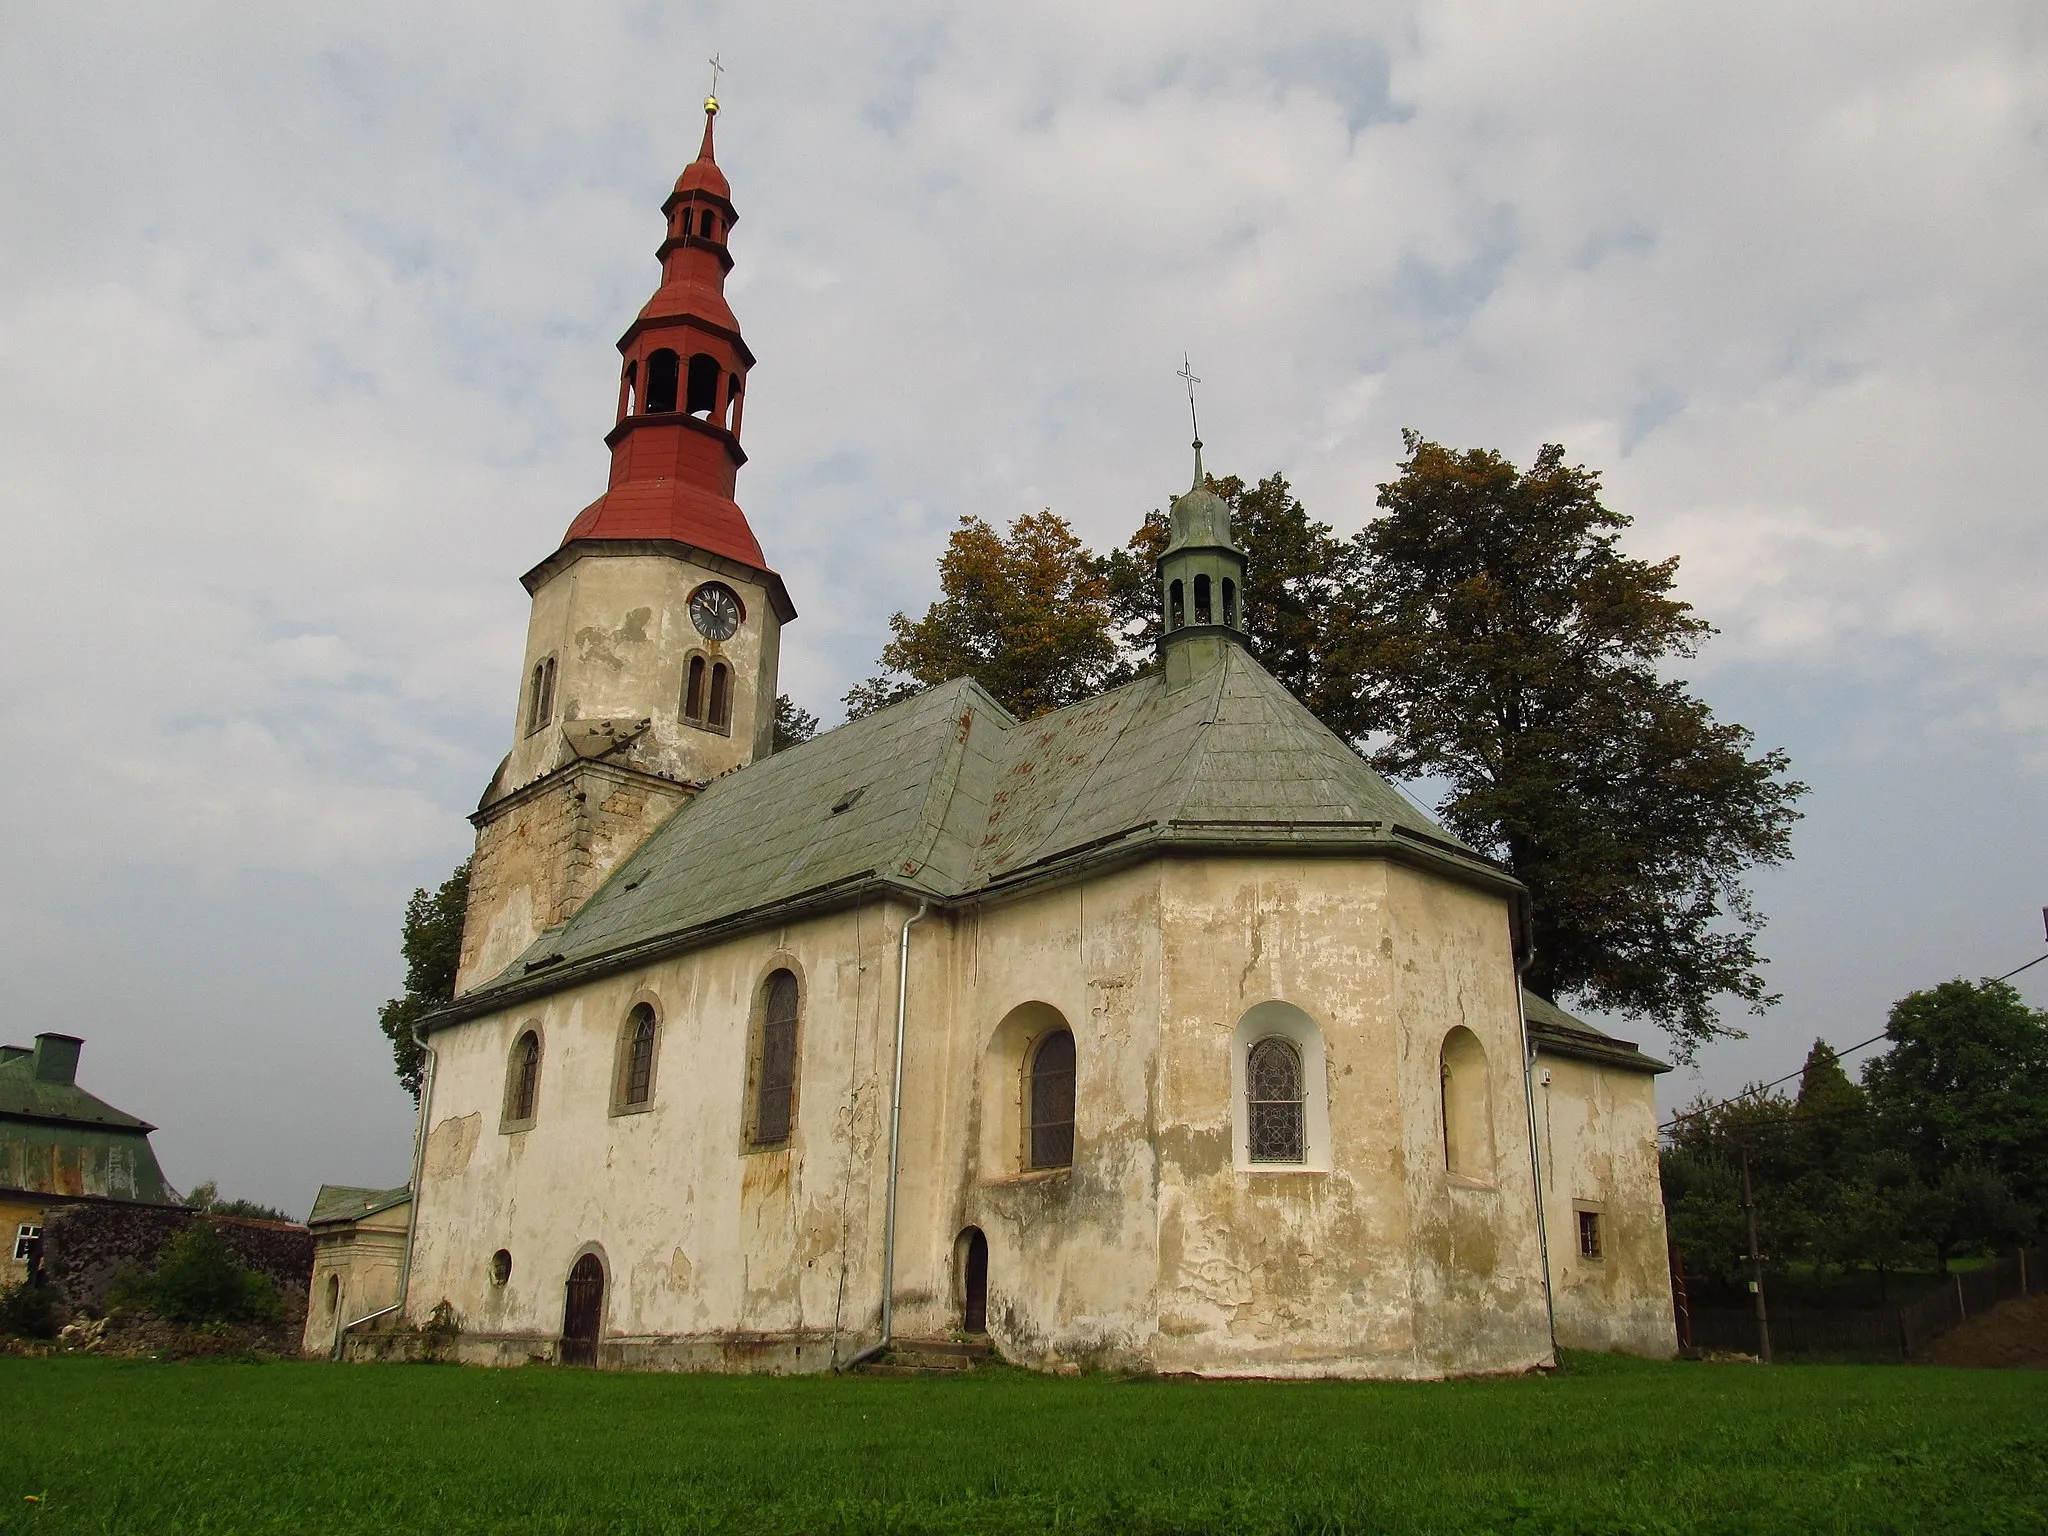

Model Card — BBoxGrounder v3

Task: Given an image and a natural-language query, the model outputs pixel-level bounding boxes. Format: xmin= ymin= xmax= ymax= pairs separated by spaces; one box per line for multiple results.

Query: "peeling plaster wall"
xmin=1535 ymin=1051 xmax=1677 ymax=1356
xmin=504 ymin=551 xmax=780 ymax=796
xmin=411 ymin=855 xmax=1582 ymax=1378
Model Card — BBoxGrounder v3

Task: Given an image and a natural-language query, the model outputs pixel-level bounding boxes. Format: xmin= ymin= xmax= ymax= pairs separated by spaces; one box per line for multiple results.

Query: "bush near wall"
xmin=38 ymin=1203 xmax=310 ymax=1320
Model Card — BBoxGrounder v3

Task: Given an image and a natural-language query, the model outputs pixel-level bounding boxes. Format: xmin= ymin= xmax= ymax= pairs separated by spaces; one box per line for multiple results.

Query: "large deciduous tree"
xmin=1333 ymin=433 xmax=1805 ymax=1058
xmin=1862 ymin=978 xmax=2048 ymax=1217
xmin=377 ymin=859 xmax=470 ymax=1099
xmin=846 ymin=510 xmax=1118 ymax=721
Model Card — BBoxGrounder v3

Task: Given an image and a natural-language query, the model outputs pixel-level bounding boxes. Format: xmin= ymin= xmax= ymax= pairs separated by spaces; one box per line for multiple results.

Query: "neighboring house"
xmin=2 ymin=1033 xmax=173 ymax=1288
xmin=390 ymin=102 xmax=1677 ymax=1378
xmin=302 ymin=1185 xmax=411 ymax=1356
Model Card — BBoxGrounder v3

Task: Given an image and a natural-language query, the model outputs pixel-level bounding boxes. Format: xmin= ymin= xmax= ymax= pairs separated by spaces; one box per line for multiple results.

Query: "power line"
xmin=1657 ymin=949 xmax=2048 ymax=1134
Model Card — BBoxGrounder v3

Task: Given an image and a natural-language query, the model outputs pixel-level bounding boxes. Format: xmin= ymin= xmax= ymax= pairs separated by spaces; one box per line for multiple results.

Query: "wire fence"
xmin=1682 ymin=1248 xmax=2043 ymax=1361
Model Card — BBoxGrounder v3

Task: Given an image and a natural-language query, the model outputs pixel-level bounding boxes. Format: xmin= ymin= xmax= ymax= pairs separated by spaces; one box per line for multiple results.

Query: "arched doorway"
xmin=959 ymin=1227 xmax=989 ymax=1335
xmin=561 ymin=1253 xmax=605 ymax=1366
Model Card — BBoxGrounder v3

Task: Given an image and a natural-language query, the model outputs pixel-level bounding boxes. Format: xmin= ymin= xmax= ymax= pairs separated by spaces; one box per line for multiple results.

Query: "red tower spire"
xmin=557 ymin=99 xmax=776 ymax=586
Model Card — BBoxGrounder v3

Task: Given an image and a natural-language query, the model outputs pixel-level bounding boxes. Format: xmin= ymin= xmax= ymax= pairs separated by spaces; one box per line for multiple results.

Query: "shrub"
xmin=108 ymin=1222 xmax=282 ymax=1325
xmin=0 ymin=1282 xmax=63 ymax=1339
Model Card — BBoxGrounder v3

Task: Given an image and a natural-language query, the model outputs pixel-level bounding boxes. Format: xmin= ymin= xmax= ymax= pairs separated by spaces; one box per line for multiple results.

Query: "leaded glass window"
xmin=1029 ymin=1030 xmax=1076 ymax=1170
xmin=1247 ymin=1036 xmax=1304 ymax=1164
xmin=622 ymin=1005 xmax=656 ymax=1108
xmin=752 ymin=970 xmax=799 ymax=1146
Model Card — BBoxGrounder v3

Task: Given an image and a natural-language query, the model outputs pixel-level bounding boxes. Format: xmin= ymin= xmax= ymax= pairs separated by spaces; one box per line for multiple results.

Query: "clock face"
xmin=688 ymin=582 xmax=742 ymax=642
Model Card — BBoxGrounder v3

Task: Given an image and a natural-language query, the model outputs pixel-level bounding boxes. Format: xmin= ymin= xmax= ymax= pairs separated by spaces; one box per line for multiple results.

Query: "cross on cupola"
xmin=1156 ymin=353 xmax=1247 ymax=688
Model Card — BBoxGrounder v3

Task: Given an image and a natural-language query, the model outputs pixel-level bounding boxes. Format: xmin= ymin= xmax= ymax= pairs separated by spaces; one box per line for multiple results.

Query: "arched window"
xmin=504 ymin=1029 xmax=542 ymax=1128
xmin=1441 ymin=1028 xmax=1495 ymax=1180
xmin=699 ymin=209 xmax=716 ymax=238
xmin=708 ymin=662 xmax=731 ymax=730
xmin=1194 ymin=574 xmax=1213 ymax=625
xmin=1230 ymin=1002 xmax=1329 ymax=1171
xmin=619 ymin=359 xmax=638 ymax=420
xmin=645 ymin=349 xmax=680 ymax=412
xmin=325 ymin=1272 xmax=340 ymax=1317
xmin=525 ymin=655 xmax=556 ymax=736
xmin=749 ymin=969 xmax=801 ymax=1147
xmin=686 ymin=353 xmax=720 ymax=416
xmin=1222 ymin=577 xmax=1238 ymax=629
xmin=684 ymin=655 xmax=707 ymax=722
xmin=1169 ymin=579 xmax=1185 ymax=630
xmin=614 ymin=1003 xmax=658 ymax=1112
xmin=1246 ymin=1037 xmax=1305 ymax=1163
xmin=1028 ymin=1029 xmax=1076 ymax=1170
xmin=726 ymin=373 xmax=743 ymax=432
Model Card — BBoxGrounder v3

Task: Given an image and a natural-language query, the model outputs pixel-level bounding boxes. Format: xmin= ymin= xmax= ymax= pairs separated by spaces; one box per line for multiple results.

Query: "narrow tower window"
xmin=1222 ymin=578 xmax=1238 ymax=629
xmin=505 ymin=1029 xmax=542 ymax=1127
xmin=1169 ymin=579 xmax=1185 ymax=631
xmin=684 ymin=656 xmax=706 ymax=722
xmin=686 ymin=353 xmax=720 ymax=416
xmin=645 ymin=349 xmax=680 ymax=413
xmin=1194 ymin=574 xmax=1212 ymax=625
xmin=750 ymin=970 xmax=801 ymax=1147
xmin=708 ymin=662 xmax=731 ymax=730
xmin=526 ymin=656 xmax=556 ymax=736
xmin=700 ymin=209 xmax=716 ymax=238
xmin=1028 ymin=1029 xmax=1076 ymax=1170
xmin=619 ymin=359 xmax=638 ymax=421
xmin=728 ymin=376 xmax=745 ymax=436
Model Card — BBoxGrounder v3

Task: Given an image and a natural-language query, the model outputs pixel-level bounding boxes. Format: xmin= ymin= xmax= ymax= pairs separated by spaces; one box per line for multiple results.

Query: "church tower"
xmin=456 ymin=95 xmax=795 ymax=994
xmin=1157 ymin=441 xmax=1248 ymax=689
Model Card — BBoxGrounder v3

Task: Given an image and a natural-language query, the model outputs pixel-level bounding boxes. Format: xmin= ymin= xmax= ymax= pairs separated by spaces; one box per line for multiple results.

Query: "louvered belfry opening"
xmin=1247 ymin=1036 xmax=1305 ymax=1163
xmin=561 ymin=1254 xmax=605 ymax=1366
xmin=752 ymin=969 xmax=799 ymax=1146
xmin=1029 ymin=1029 xmax=1076 ymax=1170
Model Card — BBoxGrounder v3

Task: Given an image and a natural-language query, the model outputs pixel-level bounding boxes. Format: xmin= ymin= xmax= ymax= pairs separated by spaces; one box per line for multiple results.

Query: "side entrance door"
xmin=961 ymin=1227 xmax=988 ymax=1335
xmin=562 ymin=1253 xmax=605 ymax=1366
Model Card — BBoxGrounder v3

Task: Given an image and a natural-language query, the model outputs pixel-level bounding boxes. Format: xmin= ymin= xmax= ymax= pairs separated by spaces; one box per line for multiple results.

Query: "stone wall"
xmin=39 ymin=1202 xmax=311 ymax=1320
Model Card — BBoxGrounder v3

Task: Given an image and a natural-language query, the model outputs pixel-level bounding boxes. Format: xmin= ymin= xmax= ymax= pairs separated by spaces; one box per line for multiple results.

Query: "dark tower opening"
xmin=645 ymin=349 xmax=680 ymax=413
xmin=1194 ymin=574 xmax=1212 ymax=625
xmin=687 ymin=353 xmax=720 ymax=416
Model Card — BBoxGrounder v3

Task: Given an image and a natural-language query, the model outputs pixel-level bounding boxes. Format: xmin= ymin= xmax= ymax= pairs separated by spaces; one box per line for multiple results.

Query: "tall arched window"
xmin=1194 ymin=573 xmax=1213 ymax=625
xmin=619 ymin=359 xmax=638 ymax=421
xmin=614 ymin=1003 xmax=658 ymax=1112
xmin=726 ymin=373 xmax=743 ymax=432
xmin=686 ymin=353 xmax=720 ymax=415
xmin=1246 ymin=1036 xmax=1305 ymax=1163
xmin=749 ymin=969 xmax=800 ymax=1147
xmin=1441 ymin=1027 xmax=1495 ymax=1180
xmin=700 ymin=209 xmax=716 ymax=239
xmin=504 ymin=1029 xmax=542 ymax=1128
xmin=526 ymin=656 xmax=556 ymax=736
xmin=1222 ymin=577 xmax=1238 ymax=629
xmin=708 ymin=662 xmax=731 ymax=730
xmin=1028 ymin=1029 xmax=1076 ymax=1170
xmin=1230 ymin=1002 xmax=1329 ymax=1171
xmin=684 ymin=655 xmax=707 ymax=722
xmin=645 ymin=349 xmax=680 ymax=412
xmin=1169 ymin=579 xmax=1186 ymax=630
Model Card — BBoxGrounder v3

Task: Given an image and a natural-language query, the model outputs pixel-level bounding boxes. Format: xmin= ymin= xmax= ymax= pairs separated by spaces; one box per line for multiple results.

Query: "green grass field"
xmin=1 ymin=1353 xmax=2041 ymax=1535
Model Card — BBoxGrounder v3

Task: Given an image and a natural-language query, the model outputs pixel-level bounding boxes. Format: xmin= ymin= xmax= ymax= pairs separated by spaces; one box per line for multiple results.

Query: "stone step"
xmin=853 ymin=1336 xmax=995 ymax=1374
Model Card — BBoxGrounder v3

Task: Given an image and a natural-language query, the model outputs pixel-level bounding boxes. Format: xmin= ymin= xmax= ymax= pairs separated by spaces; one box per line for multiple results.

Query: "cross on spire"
xmin=1177 ymin=353 xmax=1203 ymax=450
xmin=706 ymin=53 xmax=723 ymax=111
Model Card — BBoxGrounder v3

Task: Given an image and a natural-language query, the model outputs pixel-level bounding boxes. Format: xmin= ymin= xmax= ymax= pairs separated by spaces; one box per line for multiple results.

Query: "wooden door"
xmin=562 ymin=1254 xmax=605 ymax=1366
xmin=962 ymin=1227 xmax=988 ymax=1335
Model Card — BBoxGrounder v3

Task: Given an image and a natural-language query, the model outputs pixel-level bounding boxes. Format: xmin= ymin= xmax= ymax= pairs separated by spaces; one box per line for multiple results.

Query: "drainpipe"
xmin=333 ymin=1018 xmax=438 ymax=1360
xmin=1514 ymin=944 xmax=1559 ymax=1364
xmin=843 ymin=897 xmax=930 ymax=1371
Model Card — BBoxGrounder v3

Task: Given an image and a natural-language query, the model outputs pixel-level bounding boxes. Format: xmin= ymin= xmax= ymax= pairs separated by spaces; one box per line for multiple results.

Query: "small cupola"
xmin=1157 ymin=441 xmax=1248 ymax=688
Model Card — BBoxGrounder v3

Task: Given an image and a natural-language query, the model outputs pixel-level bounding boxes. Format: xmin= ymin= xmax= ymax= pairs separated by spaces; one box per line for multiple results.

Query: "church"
xmin=391 ymin=97 xmax=1677 ymax=1377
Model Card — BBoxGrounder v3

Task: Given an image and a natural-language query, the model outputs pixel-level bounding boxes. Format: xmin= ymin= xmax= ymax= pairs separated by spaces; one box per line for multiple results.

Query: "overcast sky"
xmin=2 ymin=2 xmax=2043 ymax=1215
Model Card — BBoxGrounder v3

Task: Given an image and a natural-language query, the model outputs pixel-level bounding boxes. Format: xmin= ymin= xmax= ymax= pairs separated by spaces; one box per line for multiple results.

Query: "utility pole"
xmin=1739 ymin=1142 xmax=1772 ymax=1363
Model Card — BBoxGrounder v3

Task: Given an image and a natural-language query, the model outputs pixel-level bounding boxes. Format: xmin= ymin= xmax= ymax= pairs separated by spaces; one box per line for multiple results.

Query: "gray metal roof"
xmin=307 ymin=1184 xmax=412 ymax=1227
xmin=1523 ymin=990 xmax=1670 ymax=1075
xmin=448 ymin=646 xmax=1519 ymax=1019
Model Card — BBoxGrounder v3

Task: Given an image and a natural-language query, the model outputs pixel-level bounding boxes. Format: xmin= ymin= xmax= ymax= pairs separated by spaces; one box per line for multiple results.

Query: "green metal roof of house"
xmin=1522 ymin=990 xmax=1670 ymax=1076
xmin=0 ymin=1037 xmax=154 ymax=1131
xmin=308 ymin=1184 xmax=412 ymax=1227
xmin=444 ymin=647 xmax=1521 ymax=1020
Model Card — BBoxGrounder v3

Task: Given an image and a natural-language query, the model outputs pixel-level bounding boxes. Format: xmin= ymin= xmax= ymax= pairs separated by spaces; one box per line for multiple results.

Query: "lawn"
xmin=1 ymin=1353 xmax=2042 ymax=1535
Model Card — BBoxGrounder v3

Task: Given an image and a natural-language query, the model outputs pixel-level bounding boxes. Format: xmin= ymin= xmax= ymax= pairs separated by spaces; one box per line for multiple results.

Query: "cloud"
xmin=1 ymin=0 xmax=2044 ymax=1203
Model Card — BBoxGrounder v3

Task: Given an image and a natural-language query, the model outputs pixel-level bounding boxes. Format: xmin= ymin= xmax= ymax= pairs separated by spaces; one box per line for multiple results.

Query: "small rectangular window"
xmin=1577 ymin=1209 xmax=1603 ymax=1259
xmin=13 ymin=1222 xmax=41 ymax=1262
